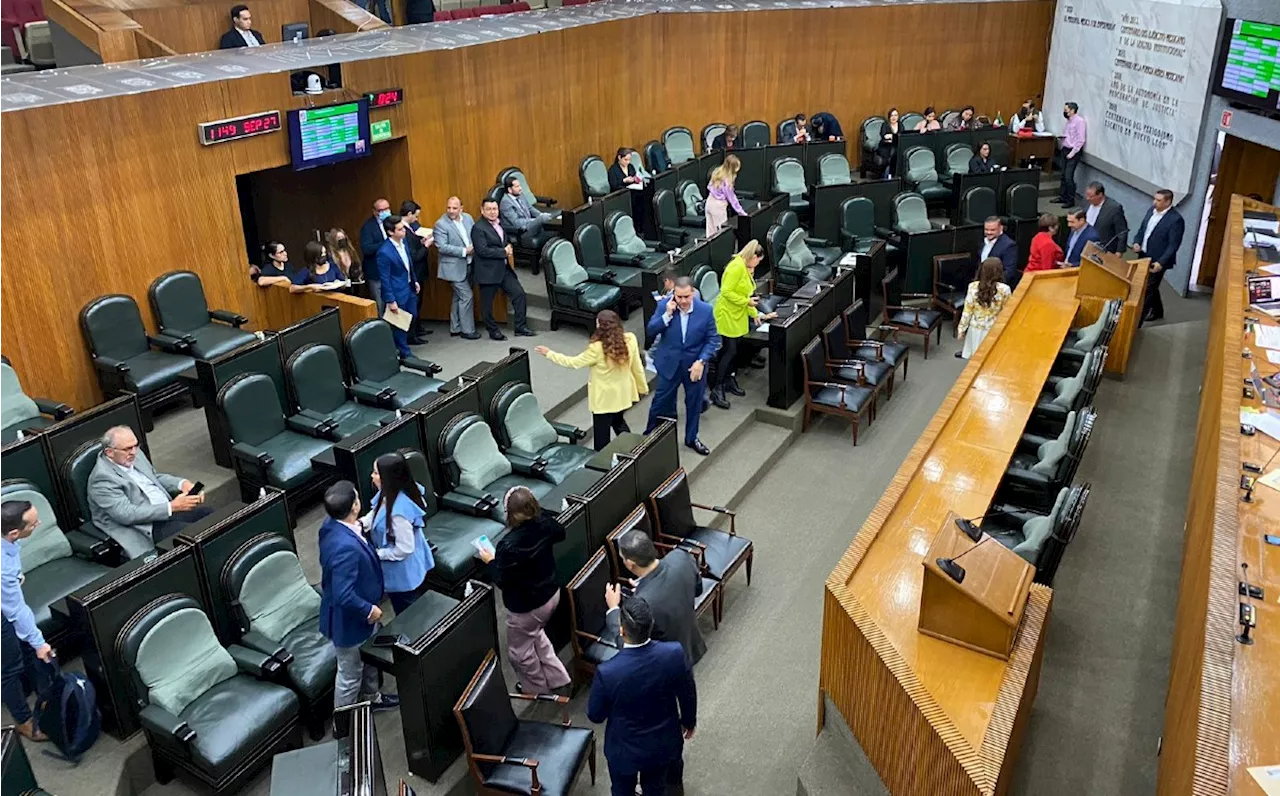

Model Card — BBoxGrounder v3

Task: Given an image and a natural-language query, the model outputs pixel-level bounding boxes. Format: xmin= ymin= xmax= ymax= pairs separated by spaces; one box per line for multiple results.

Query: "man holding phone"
xmin=86 ymin=425 xmax=211 ymax=558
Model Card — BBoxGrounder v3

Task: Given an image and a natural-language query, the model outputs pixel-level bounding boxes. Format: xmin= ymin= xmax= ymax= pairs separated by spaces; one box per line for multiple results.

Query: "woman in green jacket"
xmin=710 ymin=240 xmax=777 ymax=409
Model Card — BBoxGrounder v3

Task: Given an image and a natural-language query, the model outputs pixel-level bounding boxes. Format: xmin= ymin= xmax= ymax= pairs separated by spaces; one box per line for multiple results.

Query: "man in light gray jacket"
xmin=432 ymin=197 xmax=480 ymax=340
xmin=87 ymin=425 xmax=210 ymax=558
xmin=499 ymin=177 xmax=554 ymax=252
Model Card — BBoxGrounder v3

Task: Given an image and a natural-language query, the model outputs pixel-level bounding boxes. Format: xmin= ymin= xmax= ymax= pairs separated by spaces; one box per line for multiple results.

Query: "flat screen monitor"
xmin=288 ymin=99 xmax=372 ymax=171
xmin=282 ymin=22 xmax=309 ymax=42
xmin=1211 ymin=19 xmax=1280 ymax=112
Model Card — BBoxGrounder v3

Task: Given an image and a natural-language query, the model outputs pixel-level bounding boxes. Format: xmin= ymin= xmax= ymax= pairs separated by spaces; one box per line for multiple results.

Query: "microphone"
xmin=1237 ymin=563 xmax=1257 ymax=646
xmin=1096 ymin=229 xmax=1128 ymax=255
xmin=953 ymin=508 xmax=1023 ymax=543
xmin=936 ymin=540 xmax=986 ymax=584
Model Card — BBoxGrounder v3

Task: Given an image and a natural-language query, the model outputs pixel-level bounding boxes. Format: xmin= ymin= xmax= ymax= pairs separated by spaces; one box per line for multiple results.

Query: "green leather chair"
xmin=839 ymin=196 xmax=897 ymax=256
xmin=578 ymin=155 xmax=610 ymax=202
xmin=573 ymin=223 xmax=641 ymax=292
xmin=148 ymin=271 xmax=255 ymax=360
xmin=626 ymin=148 xmax=654 ymax=181
xmin=890 ymin=192 xmax=937 ymax=235
xmin=943 ymin=143 xmax=974 ymax=178
xmin=899 ymin=112 xmax=925 ymax=131
xmin=676 ymin=180 xmax=707 ymax=230
xmin=859 ymin=116 xmax=886 ymax=175
xmin=661 ymin=126 xmax=695 ymax=165
xmin=1006 ymin=182 xmax=1039 ymax=221
xmin=643 ymin=140 xmax=670 ymax=173
xmin=1035 ymin=346 xmax=1106 ymax=423
xmin=343 ymin=319 xmax=445 ymax=410
xmin=496 ymin=166 xmax=559 ymax=216
xmin=603 ymin=212 xmax=668 ymax=269
xmin=690 ymin=265 xmax=720 ymax=305
xmin=979 ymin=483 xmax=1090 ymax=586
xmin=436 ymin=413 xmax=555 ymax=524
xmin=960 ymin=186 xmax=998 ymax=226
xmin=216 ymin=373 xmax=336 ymax=502
xmin=771 ymin=219 xmax=836 ymax=288
xmin=222 ymin=533 xmax=334 ymax=740
xmin=651 ymin=189 xmax=694 ymax=248
xmin=1062 ymin=299 xmax=1121 ymax=358
xmin=119 ymin=594 xmax=302 ymax=795
xmin=700 ymin=122 xmax=727 ymax=154
xmin=998 ymin=407 xmax=1094 ymax=513
xmin=817 ymin=153 xmax=853 ymax=186
xmin=904 ymin=147 xmax=952 ymax=202
xmin=0 ymin=480 xmax=115 ymax=649
xmin=740 ymin=120 xmax=770 ymax=148
xmin=285 ymin=344 xmax=395 ymax=439
xmin=542 ymin=239 xmax=623 ymax=331
xmin=63 ymin=439 xmax=150 ymax=560
xmin=771 ymin=157 xmax=809 ymax=212
xmin=940 ymin=110 xmax=961 ymax=129
xmin=80 ymin=294 xmax=194 ymax=427
xmin=490 ymin=382 xmax=592 ymax=486
xmin=0 ymin=356 xmax=72 ymax=445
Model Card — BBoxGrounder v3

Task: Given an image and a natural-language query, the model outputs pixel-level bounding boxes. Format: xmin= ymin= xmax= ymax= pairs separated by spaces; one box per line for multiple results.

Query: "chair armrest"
xmin=805 ymin=236 xmax=833 ymax=248
xmin=690 ymin=501 xmax=735 ymax=535
xmin=30 ymin=397 xmax=73 ymax=421
xmin=1018 ymin=433 xmax=1052 ymax=452
xmin=1032 ymin=401 xmax=1070 ymax=423
xmin=549 ymin=420 xmax=587 ymax=442
xmin=585 ymin=266 xmax=617 ymax=283
xmin=574 ymin=630 xmax=617 ymax=649
xmin=349 ymin=381 xmax=397 ymax=408
xmin=140 ymin=705 xmax=196 ymax=745
xmin=92 ymin=355 xmax=130 ymax=374
xmin=506 ymin=449 xmax=549 ymax=478
xmin=902 ymin=292 xmax=932 ymax=300
xmin=441 ymin=488 xmax=498 ymax=517
xmin=239 ymin=629 xmax=292 ymax=666
xmin=847 ymin=339 xmax=885 ymax=357
xmin=148 ymin=334 xmax=192 ymax=355
xmin=989 ymin=503 xmax=1045 ymax=527
xmin=231 ymin=442 xmax=275 ymax=470
xmin=401 ymin=356 xmax=443 ymax=376
xmin=534 ymin=194 xmax=557 ymax=206
xmin=1003 ymin=467 xmax=1053 ymax=491
xmin=287 ymin=411 xmax=340 ymax=440
xmin=874 ymin=226 xmax=897 ymax=240
xmin=209 ymin=308 xmax=248 ymax=327
xmin=65 ymin=529 xmax=116 ymax=563
xmin=511 ymin=691 xmax=571 ymax=723
xmin=227 ymin=644 xmax=284 ymax=678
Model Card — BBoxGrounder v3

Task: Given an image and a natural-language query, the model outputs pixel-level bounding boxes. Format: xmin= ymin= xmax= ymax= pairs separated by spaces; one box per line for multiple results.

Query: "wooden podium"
xmin=1072 ymin=241 xmax=1150 ymax=378
xmin=1076 ymin=241 xmax=1137 ymax=300
xmin=918 ymin=513 xmax=1035 ymax=660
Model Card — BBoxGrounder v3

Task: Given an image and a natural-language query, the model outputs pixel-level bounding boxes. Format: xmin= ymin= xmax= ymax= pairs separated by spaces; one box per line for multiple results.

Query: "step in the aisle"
xmin=689 ymin=419 xmax=793 ymax=514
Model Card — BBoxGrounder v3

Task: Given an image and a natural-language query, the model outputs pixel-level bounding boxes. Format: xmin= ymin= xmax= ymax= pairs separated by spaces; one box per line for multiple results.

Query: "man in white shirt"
xmin=375 ymin=215 xmax=422 ymax=356
xmin=219 ymin=5 xmax=264 ymax=49
xmin=87 ymin=426 xmax=208 ymax=558
xmin=432 ymin=197 xmax=480 ymax=339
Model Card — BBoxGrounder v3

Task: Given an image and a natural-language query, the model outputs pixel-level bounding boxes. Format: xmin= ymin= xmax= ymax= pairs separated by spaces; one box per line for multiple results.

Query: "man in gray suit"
xmin=604 ymin=530 xmax=706 ymax=667
xmin=499 ymin=177 xmax=554 ymax=254
xmin=432 ymin=196 xmax=480 ymax=340
xmin=87 ymin=426 xmax=210 ymax=559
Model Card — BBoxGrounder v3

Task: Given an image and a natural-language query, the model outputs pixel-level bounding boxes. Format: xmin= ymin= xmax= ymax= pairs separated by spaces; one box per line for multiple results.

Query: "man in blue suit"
xmin=978 ymin=216 xmax=1020 ymax=286
xmin=1063 ymin=209 xmax=1101 ymax=266
xmin=359 ymin=198 xmax=392 ymax=312
xmin=645 ymin=277 xmax=720 ymax=456
xmin=375 ymin=214 xmax=420 ymax=357
xmin=587 ymin=596 xmax=697 ymax=796
xmin=318 ymin=481 xmax=398 ymax=712
xmin=1132 ymin=188 xmax=1185 ymax=325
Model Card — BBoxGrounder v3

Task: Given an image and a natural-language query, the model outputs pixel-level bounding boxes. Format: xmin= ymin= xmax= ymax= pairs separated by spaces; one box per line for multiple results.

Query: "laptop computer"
xmin=1248 ymin=275 xmax=1280 ymax=311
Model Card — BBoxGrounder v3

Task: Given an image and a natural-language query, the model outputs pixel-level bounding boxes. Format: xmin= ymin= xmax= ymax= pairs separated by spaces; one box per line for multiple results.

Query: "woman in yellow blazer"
xmin=535 ymin=309 xmax=648 ymax=451
xmin=710 ymin=240 xmax=777 ymax=409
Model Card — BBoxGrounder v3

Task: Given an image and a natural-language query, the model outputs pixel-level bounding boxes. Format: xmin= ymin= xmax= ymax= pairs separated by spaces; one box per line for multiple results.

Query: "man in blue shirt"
xmin=1063 ymin=209 xmax=1101 ymax=266
xmin=2 ymin=500 xmax=55 ymax=742
xmin=375 ymin=215 xmax=421 ymax=358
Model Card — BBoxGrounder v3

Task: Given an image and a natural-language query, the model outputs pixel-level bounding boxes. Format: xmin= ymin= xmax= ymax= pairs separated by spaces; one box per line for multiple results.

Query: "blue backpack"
xmin=35 ymin=662 xmax=101 ymax=763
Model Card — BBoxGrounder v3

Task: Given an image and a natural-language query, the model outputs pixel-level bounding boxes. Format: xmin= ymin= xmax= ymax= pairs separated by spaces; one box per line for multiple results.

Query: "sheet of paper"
xmin=1257 ymin=467 xmax=1280 ymax=494
xmin=1259 ymin=263 xmax=1280 ymax=275
xmin=1267 ymin=350 xmax=1280 ymax=365
xmin=381 ymin=306 xmax=412 ymax=331
xmin=1241 ymin=408 xmax=1280 ymax=443
xmin=1248 ymin=765 xmax=1280 ymax=796
xmin=1255 ymin=324 xmax=1280 ymax=351
xmin=755 ymin=323 xmax=771 ymax=334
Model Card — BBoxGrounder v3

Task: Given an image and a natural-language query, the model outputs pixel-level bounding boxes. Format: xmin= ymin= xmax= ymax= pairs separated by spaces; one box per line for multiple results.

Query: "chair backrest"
xmin=961 ymin=186 xmax=998 ymax=226
xmin=287 ymin=343 xmax=347 ymax=415
xmin=0 ymin=360 xmax=41 ymax=431
xmin=821 ymin=316 xmax=853 ymax=362
xmin=456 ymin=651 xmax=519 ymax=759
xmin=1013 ymin=487 xmax=1070 ymax=565
xmin=860 ymin=116 xmax=886 ymax=151
xmin=1069 ymin=311 xmax=1109 ymax=352
xmin=122 ymin=595 xmax=239 ymax=716
xmin=218 ymin=372 xmax=287 ymax=447
xmin=1035 ymin=483 xmax=1090 ymax=585
xmin=662 ymin=127 xmax=695 ymax=165
xmin=740 ymin=120 xmax=770 ymax=148
xmin=777 ymin=118 xmax=798 ymax=143
xmin=677 ymin=180 xmax=704 ymax=220
xmin=940 ymin=110 xmax=960 ymax=129
xmin=1050 ymin=350 xmax=1094 ymax=408
xmin=579 ymin=155 xmax=610 ymax=199
xmin=627 ymin=149 xmax=653 ymax=181
xmin=900 ymin=112 xmax=924 ymax=131
xmin=573 ymin=223 xmax=609 ymax=271
xmin=817 ymin=153 xmax=851 ymax=186
xmin=893 ymin=193 xmax=932 ymax=233
xmin=441 ymin=414 xmax=511 ymax=492
xmin=80 ymin=294 xmax=150 ymax=362
xmin=690 ymin=265 xmax=719 ymax=304
xmin=24 ymin=21 xmax=52 ymax=64
xmin=801 ymin=338 xmax=827 ymax=389
xmin=781 ymin=226 xmax=816 ymax=273
xmin=492 ymin=382 xmax=557 ymax=454
xmin=345 ymin=319 xmax=401 ymax=384
xmin=568 ymin=549 xmax=613 ymax=641
xmin=498 ymin=167 xmax=538 ymax=212
xmin=230 ymin=536 xmax=321 ymax=643
xmin=700 ymin=123 xmax=727 ymax=152
xmin=652 ymin=189 xmax=679 ymax=228
xmin=1006 ymin=183 xmax=1038 ymax=220
xmin=765 ymin=211 xmax=799 ymax=272
xmin=1030 ymin=410 xmax=1076 ymax=477
xmin=606 ymin=212 xmax=648 ymax=256
xmin=149 ymin=271 xmax=210 ymax=334
xmin=839 ymin=196 xmax=875 ymax=239
xmin=644 ymin=140 xmax=670 ymax=173
xmin=0 ymin=480 xmax=72 ymax=573
xmin=772 ymin=157 xmax=806 ymax=199
xmin=881 ymin=267 xmax=903 ymax=308
xmin=62 ymin=441 xmax=101 ymax=528
xmin=545 ymin=239 xmax=590 ymax=290
xmin=944 ymin=143 xmax=974 ymax=176
xmin=904 ymin=147 xmax=938 ymax=184
xmin=649 ymin=469 xmax=697 ymax=539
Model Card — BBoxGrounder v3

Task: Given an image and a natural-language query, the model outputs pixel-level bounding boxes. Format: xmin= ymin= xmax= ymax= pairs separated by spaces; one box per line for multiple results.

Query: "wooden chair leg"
xmin=903 ymin=355 xmax=909 ymax=380
xmin=588 ymin=737 xmax=597 ymax=784
xmin=802 ymin=405 xmax=811 ymax=431
xmin=745 ymin=550 xmax=753 ymax=586
xmin=851 ymin=417 xmax=859 ymax=446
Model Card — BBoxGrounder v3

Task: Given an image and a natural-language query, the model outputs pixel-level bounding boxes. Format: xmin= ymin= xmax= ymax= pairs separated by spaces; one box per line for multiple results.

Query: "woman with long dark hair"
xmin=877 ymin=108 xmax=900 ymax=178
xmin=250 ymin=241 xmax=293 ymax=287
xmin=365 ymin=452 xmax=434 ymax=615
xmin=325 ymin=227 xmax=364 ymax=284
xmin=956 ymin=257 xmax=1012 ymax=360
xmin=536 ymin=309 xmax=647 ymax=450
xmin=290 ymin=241 xmax=349 ymax=293
xmin=476 ymin=487 xmax=571 ymax=694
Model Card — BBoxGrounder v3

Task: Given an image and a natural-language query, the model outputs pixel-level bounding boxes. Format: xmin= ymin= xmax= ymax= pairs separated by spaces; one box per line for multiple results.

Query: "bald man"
xmin=432 ymin=197 xmax=480 ymax=339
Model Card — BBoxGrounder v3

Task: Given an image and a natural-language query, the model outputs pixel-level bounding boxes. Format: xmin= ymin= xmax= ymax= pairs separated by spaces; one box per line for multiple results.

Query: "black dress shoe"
xmin=461 ymin=331 xmax=481 ymax=340
xmin=686 ymin=440 xmax=711 ymax=456
xmin=724 ymin=376 xmax=745 ymax=397
xmin=701 ymin=400 xmax=710 ymax=414
xmin=450 ymin=331 xmax=461 ymax=337
xmin=710 ymin=389 xmax=730 ymax=409
xmin=489 ymin=331 xmax=507 ymax=341
xmin=750 ymin=354 xmax=767 ymax=369
xmin=408 ymin=336 xmax=427 ymax=345
xmin=421 ymin=328 xmax=434 ymax=335
xmin=515 ymin=327 xmax=537 ymax=337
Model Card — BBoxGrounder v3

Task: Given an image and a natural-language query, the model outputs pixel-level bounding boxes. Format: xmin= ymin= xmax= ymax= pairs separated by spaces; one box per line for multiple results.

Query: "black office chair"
xmin=0 ymin=355 xmax=73 ymax=444
xmin=771 ymin=157 xmax=809 ymax=213
xmin=652 ymin=189 xmax=694 ymax=249
xmin=859 ymin=116 xmax=886 ymax=176
xmin=700 ymin=122 xmax=728 ymax=153
xmin=489 ymin=381 xmax=592 ymax=485
xmin=676 ymin=180 xmax=707 ymax=231
xmin=1006 ymin=182 xmax=1039 ymax=221
xmin=574 ymin=223 xmax=640 ymax=297
xmin=838 ymin=196 xmax=896 ymax=256
xmin=740 ymin=120 xmax=770 ymax=148
xmin=643 ymin=140 xmax=670 ymax=173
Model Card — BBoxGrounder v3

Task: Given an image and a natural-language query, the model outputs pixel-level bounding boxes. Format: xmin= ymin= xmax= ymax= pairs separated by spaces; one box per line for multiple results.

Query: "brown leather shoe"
xmin=15 ymin=719 xmax=47 ymax=743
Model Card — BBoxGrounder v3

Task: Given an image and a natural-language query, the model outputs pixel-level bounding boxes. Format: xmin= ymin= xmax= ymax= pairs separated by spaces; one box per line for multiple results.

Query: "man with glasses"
xmin=87 ymin=425 xmax=209 ymax=558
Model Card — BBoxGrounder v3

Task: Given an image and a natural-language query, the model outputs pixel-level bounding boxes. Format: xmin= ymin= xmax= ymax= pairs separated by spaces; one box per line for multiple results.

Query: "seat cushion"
xmin=683 ymin=528 xmax=751 ymax=582
xmin=188 ymin=324 xmax=256 ymax=360
xmin=125 ymin=350 xmax=192 ymax=395
xmin=811 ymin=385 xmax=874 ymax=412
xmin=260 ymin=431 xmax=332 ymax=489
xmin=328 ymin=401 xmax=395 ymax=439
xmin=180 ymin=676 xmax=300 ymax=780
xmin=577 ymin=283 xmax=621 ymax=312
xmin=383 ymin=371 xmax=445 ymax=408
xmin=423 ymin=511 xmax=506 ymax=589
xmin=918 ymin=183 xmax=952 ymax=202
xmin=693 ymin=576 xmax=718 ymax=615
xmin=889 ymin=309 xmax=941 ymax=329
xmin=137 ymin=608 xmax=239 ymax=716
xmin=582 ymin=640 xmax=619 ymax=666
xmin=24 ymin=556 xmax=112 ymax=637
xmin=939 ymin=291 xmax=965 ymax=312
xmin=482 ymin=723 xmax=593 ymax=796
xmin=279 ymin=617 xmax=336 ymax=701
xmin=834 ymin=360 xmax=892 ymax=387
xmin=1010 ymin=452 xmax=1038 ymax=471
xmin=535 ymin=444 xmax=596 ymax=485
xmin=854 ymin=342 xmax=908 ymax=367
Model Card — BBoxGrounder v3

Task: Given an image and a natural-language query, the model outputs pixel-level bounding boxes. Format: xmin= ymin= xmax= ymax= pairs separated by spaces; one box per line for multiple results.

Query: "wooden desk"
xmin=820 ymin=269 xmax=1080 ymax=796
xmin=1157 ymin=196 xmax=1280 ymax=796
xmin=1008 ymin=134 xmax=1055 ymax=171
xmin=244 ymin=283 xmax=377 ymax=333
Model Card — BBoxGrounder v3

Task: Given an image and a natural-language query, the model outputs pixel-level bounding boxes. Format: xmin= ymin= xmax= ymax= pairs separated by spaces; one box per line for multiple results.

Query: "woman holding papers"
xmin=956 ymin=257 xmax=1012 ymax=360
xmin=365 ymin=452 xmax=434 ymax=615
xmin=709 ymin=240 xmax=777 ymax=409
xmin=608 ymin=147 xmax=648 ymax=233
xmin=290 ymin=241 xmax=351 ymax=292
xmin=476 ymin=488 xmax=571 ymax=695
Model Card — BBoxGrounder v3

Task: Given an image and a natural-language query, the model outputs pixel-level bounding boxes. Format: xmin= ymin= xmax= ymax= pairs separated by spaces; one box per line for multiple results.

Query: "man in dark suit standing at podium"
xmin=219 ymin=5 xmax=265 ymax=48
xmin=1132 ymin=189 xmax=1185 ymax=325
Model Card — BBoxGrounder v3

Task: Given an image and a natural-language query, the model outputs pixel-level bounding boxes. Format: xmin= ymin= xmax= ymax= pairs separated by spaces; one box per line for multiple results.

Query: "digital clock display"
xmin=365 ymin=89 xmax=404 ymax=109
xmin=198 ymin=111 xmax=283 ymax=146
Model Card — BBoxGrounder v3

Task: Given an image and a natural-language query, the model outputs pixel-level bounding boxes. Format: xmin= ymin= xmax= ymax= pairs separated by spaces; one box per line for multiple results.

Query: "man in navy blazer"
xmin=359 ymin=198 xmax=392 ymax=312
xmin=1132 ymin=189 xmax=1185 ymax=324
xmin=587 ymin=597 xmax=697 ymax=796
xmin=645 ymin=277 xmax=720 ymax=455
xmin=374 ymin=214 xmax=420 ymax=357
xmin=318 ymin=481 xmax=398 ymax=712
xmin=978 ymin=216 xmax=1020 ymax=286
xmin=1063 ymin=209 xmax=1101 ymax=266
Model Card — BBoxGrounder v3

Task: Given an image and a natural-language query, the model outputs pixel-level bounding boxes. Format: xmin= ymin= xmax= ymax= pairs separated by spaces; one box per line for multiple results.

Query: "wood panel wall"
xmin=0 ymin=1 xmax=1055 ymax=410
xmin=119 ymin=0 xmax=311 ymax=54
